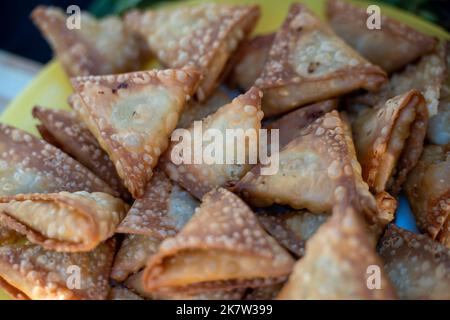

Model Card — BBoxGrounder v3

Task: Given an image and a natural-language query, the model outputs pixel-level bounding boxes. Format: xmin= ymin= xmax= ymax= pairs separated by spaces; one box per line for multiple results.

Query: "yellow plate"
xmin=0 ymin=0 xmax=448 ymax=300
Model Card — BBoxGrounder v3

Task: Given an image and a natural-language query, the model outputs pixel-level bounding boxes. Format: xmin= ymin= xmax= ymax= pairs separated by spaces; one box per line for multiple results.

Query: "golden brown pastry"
xmin=0 ymin=123 xmax=115 ymax=196
xmin=254 ymin=3 xmax=387 ymax=117
xmin=352 ymin=44 xmax=447 ymax=116
xmin=404 ymin=144 xmax=450 ymax=247
xmin=0 ymin=238 xmax=115 ymax=300
xmin=227 ymin=33 xmax=275 ymax=91
xmin=117 ymin=169 xmax=199 ymax=239
xmin=265 ymin=99 xmax=338 ymax=148
xmin=256 ymin=206 xmax=328 ymax=257
xmin=142 ymin=188 xmax=295 ymax=294
xmin=125 ymin=3 xmax=260 ymax=101
xmin=31 ymin=6 xmax=147 ymax=77
xmin=71 ymin=68 xmax=201 ymax=198
xmin=177 ymin=88 xmax=231 ymax=129
xmin=233 ymin=111 xmax=376 ymax=213
xmin=162 ymin=87 xmax=264 ymax=200
xmin=0 ymin=191 xmax=127 ymax=252
xmin=352 ymin=90 xmax=428 ymax=194
xmin=277 ymin=203 xmax=397 ymax=299
xmin=378 ymin=225 xmax=450 ymax=299
xmin=427 ymin=44 xmax=450 ymax=145
xmin=32 ymin=106 xmax=131 ymax=201
xmin=326 ymin=0 xmax=437 ymax=73
xmin=125 ymin=270 xmax=246 ymax=300
xmin=111 ymin=234 xmax=161 ymax=283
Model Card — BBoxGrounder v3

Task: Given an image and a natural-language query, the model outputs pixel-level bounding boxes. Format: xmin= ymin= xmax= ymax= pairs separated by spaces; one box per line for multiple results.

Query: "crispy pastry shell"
xmin=326 ymin=0 xmax=437 ymax=73
xmin=142 ymin=188 xmax=294 ymax=294
xmin=71 ymin=68 xmax=201 ymax=198
xmin=255 ymin=3 xmax=387 ymax=117
xmin=0 ymin=123 xmax=115 ymax=196
xmin=0 ymin=191 xmax=127 ymax=252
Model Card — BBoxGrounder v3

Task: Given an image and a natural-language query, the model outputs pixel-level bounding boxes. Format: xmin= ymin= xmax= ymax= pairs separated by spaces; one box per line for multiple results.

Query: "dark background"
xmin=0 ymin=0 xmax=449 ymax=64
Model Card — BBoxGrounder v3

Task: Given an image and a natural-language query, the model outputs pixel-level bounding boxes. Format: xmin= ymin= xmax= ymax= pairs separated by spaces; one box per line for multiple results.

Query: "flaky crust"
xmin=277 ymin=204 xmax=397 ymax=299
xmin=31 ymin=6 xmax=147 ymax=77
xmin=256 ymin=206 xmax=328 ymax=257
xmin=117 ymin=169 xmax=199 ymax=238
xmin=404 ymin=144 xmax=450 ymax=247
xmin=32 ymin=106 xmax=131 ymax=201
xmin=0 ymin=191 xmax=127 ymax=252
xmin=0 ymin=123 xmax=115 ymax=196
xmin=352 ymin=90 xmax=428 ymax=194
xmin=378 ymin=225 xmax=450 ymax=299
xmin=71 ymin=68 xmax=201 ymax=198
xmin=265 ymin=99 xmax=338 ymax=148
xmin=0 ymin=239 xmax=115 ymax=300
xmin=227 ymin=33 xmax=275 ymax=91
xmin=326 ymin=0 xmax=437 ymax=73
xmin=125 ymin=3 xmax=260 ymax=101
xmin=352 ymin=44 xmax=447 ymax=116
xmin=111 ymin=234 xmax=160 ymax=282
xmin=143 ymin=188 xmax=294 ymax=294
xmin=162 ymin=87 xmax=264 ymax=200
xmin=255 ymin=3 xmax=387 ymax=117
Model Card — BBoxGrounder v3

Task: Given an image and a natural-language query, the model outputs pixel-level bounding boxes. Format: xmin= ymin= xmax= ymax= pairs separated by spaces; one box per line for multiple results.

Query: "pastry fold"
xmin=142 ymin=188 xmax=295 ymax=294
xmin=0 ymin=238 xmax=115 ymax=300
xmin=254 ymin=3 xmax=387 ymax=117
xmin=111 ymin=234 xmax=161 ymax=282
xmin=326 ymin=0 xmax=437 ymax=73
xmin=227 ymin=33 xmax=275 ymax=91
xmin=177 ymin=88 xmax=230 ymax=129
xmin=0 ymin=123 xmax=115 ymax=196
xmin=71 ymin=69 xmax=201 ymax=198
xmin=162 ymin=87 xmax=264 ymax=200
xmin=404 ymin=144 xmax=450 ymax=248
xmin=265 ymin=99 xmax=338 ymax=148
xmin=233 ymin=111 xmax=376 ymax=214
xmin=125 ymin=270 xmax=246 ymax=300
xmin=378 ymin=225 xmax=450 ymax=299
xmin=352 ymin=44 xmax=447 ymax=116
xmin=352 ymin=90 xmax=428 ymax=194
xmin=277 ymin=203 xmax=397 ymax=300
xmin=31 ymin=6 xmax=147 ymax=77
xmin=117 ymin=169 xmax=199 ymax=239
xmin=32 ymin=107 xmax=131 ymax=201
xmin=0 ymin=191 xmax=127 ymax=252
xmin=125 ymin=3 xmax=260 ymax=101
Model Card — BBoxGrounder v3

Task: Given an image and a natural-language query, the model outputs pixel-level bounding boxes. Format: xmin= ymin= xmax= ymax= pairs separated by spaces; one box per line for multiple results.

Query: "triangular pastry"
xmin=0 ymin=191 xmax=127 ymax=252
xmin=71 ymin=68 xmax=201 ymax=198
xmin=162 ymin=87 xmax=264 ymax=200
xmin=352 ymin=90 xmax=428 ymax=194
xmin=326 ymin=0 xmax=437 ymax=73
xmin=125 ymin=3 xmax=260 ymax=101
xmin=254 ymin=3 xmax=387 ymax=117
xmin=277 ymin=203 xmax=397 ymax=299
xmin=32 ymin=6 xmax=147 ymax=77
xmin=142 ymin=188 xmax=295 ymax=294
